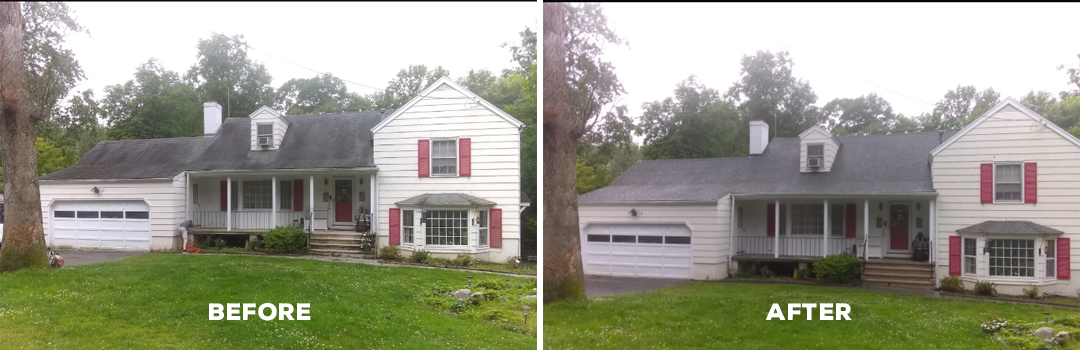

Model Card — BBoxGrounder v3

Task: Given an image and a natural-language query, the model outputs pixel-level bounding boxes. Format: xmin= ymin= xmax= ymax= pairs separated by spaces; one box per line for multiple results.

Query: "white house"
xmin=37 ymin=77 xmax=529 ymax=262
xmin=578 ymin=97 xmax=1079 ymax=295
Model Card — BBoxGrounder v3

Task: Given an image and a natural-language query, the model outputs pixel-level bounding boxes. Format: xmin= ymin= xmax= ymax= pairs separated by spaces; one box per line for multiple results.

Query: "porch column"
xmin=864 ymin=200 xmax=869 ymax=259
xmin=774 ymin=200 xmax=780 ymax=258
xmin=309 ymin=176 xmax=315 ymax=233
xmin=728 ymin=196 xmax=735 ymax=267
xmin=929 ymin=198 xmax=936 ymax=263
xmin=823 ymin=199 xmax=829 ymax=257
xmin=226 ymin=177 xmax=232 ymax=231
xmin=184 ymin=172 xmax=190 ymax=222
xmin=272 ymin=176 xmax=277 ymax=229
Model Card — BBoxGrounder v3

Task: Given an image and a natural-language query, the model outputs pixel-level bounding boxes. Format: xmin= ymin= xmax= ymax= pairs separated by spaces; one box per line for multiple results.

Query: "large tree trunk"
xmin=542 ymin=2 xmax=586 ymax=303
xmin=0 ymin=1 xmax=47 ymax=272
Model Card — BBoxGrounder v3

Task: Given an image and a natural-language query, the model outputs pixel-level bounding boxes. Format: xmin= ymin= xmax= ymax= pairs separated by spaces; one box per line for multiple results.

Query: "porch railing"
xmin=734 ymin=235 xmax=884 ymax=258
xmin=192 ymin=210 xmax=329 ymax=230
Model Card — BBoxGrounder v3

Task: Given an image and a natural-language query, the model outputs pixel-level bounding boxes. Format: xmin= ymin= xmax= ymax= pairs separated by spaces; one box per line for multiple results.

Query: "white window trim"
xmin=423 ymin=208 xmax=470 ymax=247
xmin=963 ymin=237 xmax=977 ymax=276
xmin=192 ymin=184 xmax=199 ymax=205
xmin=279 ymin=180 xmax=293 ymax=210
xmin=1046 ymin=238 xmax=1056 ymax=278
xmin=241 ymin=180 xmax=273 ymax=210
xmin=257 ymin=123 xmax=274 ymax=147
xmin=806 ymin=143 xmax=825 ymax=167
xmin=478 ymin=209 xmax=490 ymax=248
xmin=402 ymin=209 xmax=415 ymax=247
xmin=737 ymin=207 xmax=743 ymax=229
xmin=992 ymin=162 xmax=1024 ymax=204
xmin=985 ymin=237 xmax=1038 ymax=281
xmin=829 ymin=203 xmax=845 ymax=237
xmin=429 ymin=137 xmax=460 ymax=177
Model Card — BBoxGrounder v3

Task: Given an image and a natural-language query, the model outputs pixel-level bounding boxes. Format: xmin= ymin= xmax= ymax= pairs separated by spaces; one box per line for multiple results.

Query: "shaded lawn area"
xmin=0 ymin=254 xmax=535 ymax=349
xmin=544 ymin=283 xmax=1066 ymax=350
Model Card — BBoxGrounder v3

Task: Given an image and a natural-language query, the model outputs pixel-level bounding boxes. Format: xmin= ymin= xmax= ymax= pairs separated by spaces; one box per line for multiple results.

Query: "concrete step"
xmin=310 ymin=243 xmax=364 ymax=250
xmin=863 ymin=274 xmax=933 ymax=285
xmin=310 ymin=237 xmax=363 ymax=244
xmin=863 ymin=280 xmax=934 ymax=291
xmin=864 ymin=258 xmax=933 ymax=266
xmin=309 ymin=248 xmax=372 ymax=259
xmin=863 ymin=270 xmax=933 ymax=280
xmin=864 ymin=266 xmax=933 ymax=276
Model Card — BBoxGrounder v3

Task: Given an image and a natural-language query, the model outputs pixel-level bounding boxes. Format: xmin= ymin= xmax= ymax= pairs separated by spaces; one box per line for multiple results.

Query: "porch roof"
xmin=396 ymin=193 xmax=496 ymax=207
xmin=956 ymin=221 xmax=1064 ymax=236
xmin=579 ymin=131 xmax=954 ymax=203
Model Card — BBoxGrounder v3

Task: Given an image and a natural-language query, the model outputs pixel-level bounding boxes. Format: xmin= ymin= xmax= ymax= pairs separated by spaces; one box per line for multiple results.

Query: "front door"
xmin=334 ymin=179 xmax=353 ymax=223
xmin=889 ymin=204 xmax=909 ymax=251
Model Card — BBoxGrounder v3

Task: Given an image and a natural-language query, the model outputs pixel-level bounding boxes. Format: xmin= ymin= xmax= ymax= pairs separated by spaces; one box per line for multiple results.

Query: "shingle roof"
xmin=396 ymin=193 xmax=496 ymax=207
xmin=579 ymin=131 xmax=956 ymax=203
xmin=42 ymin=110 xmax=393 ymax=180
xmin=956 ymin=221 xmax=1064 ymax=235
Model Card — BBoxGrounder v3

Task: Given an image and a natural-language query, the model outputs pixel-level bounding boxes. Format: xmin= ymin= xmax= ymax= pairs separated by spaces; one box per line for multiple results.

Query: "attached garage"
xmin=49 ymin=200 xmax=151 ymax=250
xmin=580 ymin=223 xmax=693 ymax=279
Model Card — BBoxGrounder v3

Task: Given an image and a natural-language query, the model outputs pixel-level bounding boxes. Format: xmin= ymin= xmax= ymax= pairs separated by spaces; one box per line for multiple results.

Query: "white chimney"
xmin=749 ymin=120 xmax=770 ymax=155
xmin=203 ymin=101 xmax=222 ymax=136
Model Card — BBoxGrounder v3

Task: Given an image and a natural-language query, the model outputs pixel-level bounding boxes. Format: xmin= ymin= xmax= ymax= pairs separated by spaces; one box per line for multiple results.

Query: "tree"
xmin=726 ymin=50 xmax=820 ymax=139
xmin=104 ymin=59 xmax=202 ymax=140
xmin=575 ymin=160 xmax=612 ymax=194
xmin=23 ymin=2 xmax=85 ymax=124
xmin=543 ymin=2 xmax=586 ymax=303
xmin=1020 ymin=90 xmax=1058 ymax=116
xmin=565 ymin=3 xmax=625 ymax=141
xmin=185 ymin=34 xmax=275 ymax=119
xmin=1059 ymin=53 xmax=1080 ymax=97
xmin=0 ymin=1 xmax=48 ymax=271
xmin=822 ymin=93 xmax=896 ymax=135
xmin=921 ymin=85 xmax=999 ymax=131
xmin=371 ymin=64 xmax=449 ymax=109
xmin=275 ymin=73 xmax=371 ymax=115
xmin=639 ymin=76 xmax=745 ymax=159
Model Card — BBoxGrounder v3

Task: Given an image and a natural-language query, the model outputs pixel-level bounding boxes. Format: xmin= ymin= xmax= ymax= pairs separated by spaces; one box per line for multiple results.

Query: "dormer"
xmin=249 ymin=106 xmax=290 ymax=151
xmin=799 ymin=125 xmax=840 ymax=172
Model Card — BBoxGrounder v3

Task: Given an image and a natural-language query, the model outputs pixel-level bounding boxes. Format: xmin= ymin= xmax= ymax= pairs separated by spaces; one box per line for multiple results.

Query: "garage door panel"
xmin=49 ymin=200 xmax=151 ymax=251
xmin=582 ymin=223 xmax=693 ymax=279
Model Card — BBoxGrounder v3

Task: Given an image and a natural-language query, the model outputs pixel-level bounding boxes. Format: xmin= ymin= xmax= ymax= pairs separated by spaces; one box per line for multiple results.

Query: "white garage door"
xmin=581 ymin=223 xmax=692 ymax=279
xmin=51 ymin=200 xmax=151 ymax=250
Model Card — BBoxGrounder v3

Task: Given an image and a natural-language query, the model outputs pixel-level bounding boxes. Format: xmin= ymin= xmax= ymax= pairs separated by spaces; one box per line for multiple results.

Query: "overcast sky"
xmin=600 ymin=3 xmax=1080 ymax=122
xmin=64 ymin=2 xmax=535 ymax=102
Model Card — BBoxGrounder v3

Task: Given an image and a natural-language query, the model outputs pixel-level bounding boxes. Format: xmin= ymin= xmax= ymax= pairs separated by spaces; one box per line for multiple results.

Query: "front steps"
xmin=863 ymin=259 xmax=934 ymax=291
xmin=309 ymin=231 xmax=373 ymax=259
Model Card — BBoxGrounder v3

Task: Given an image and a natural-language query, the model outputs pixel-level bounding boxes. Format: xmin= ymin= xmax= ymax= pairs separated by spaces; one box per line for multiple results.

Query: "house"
xmin=578 ymin=97 xmax=1079 ymax=295
xmin=38 ymin=77 xmax=529 ymax=262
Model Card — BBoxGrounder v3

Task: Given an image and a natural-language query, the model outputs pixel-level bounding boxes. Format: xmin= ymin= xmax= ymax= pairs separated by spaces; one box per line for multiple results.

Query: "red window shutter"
xmin=949 ymin=236 xmax=961 ymax=275
xmin=418 ymin=139 xmax=430 ymax=177
xmin=1024 ymin=162 xmax=1037 ymax=203
xmin=459 ymin=138 xmax=471 ymax=177
xmin=389 ymin=208 xmax=400 ymax=245
xmin=220 ymin=181 xmax=227 ymax=211
xmin=766 ymin=204 xmax=775 ymax=237
xmin=980 ymin=163 xmax=993 ymax=203
xmin=845 ymin=203 xmax=857 ymax=238
xmin=293 ymin=179 xmax=303 ymax=211
xmin=490 ymin=208 xmax=503 ymax=248
xmin=1058 ymin=237 xmax=1070 ymax=280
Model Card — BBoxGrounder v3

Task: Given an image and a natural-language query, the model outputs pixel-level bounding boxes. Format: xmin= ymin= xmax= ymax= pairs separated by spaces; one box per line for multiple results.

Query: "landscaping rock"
xmin=453 ymin=289 xmax=471 ymax=300
xmin=469 ymin=292 xmax=485 ymax=304
xmin=1055 ymin=331 xmax=1071 ymax=344
xmin=1034 ymin=327 xmax=1055 ymax=340
xmin=520 ymin=295 xmax=537 ymax=302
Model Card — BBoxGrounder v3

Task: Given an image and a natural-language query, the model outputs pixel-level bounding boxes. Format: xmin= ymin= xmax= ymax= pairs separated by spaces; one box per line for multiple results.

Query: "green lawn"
xmin=544 ymin=283 xmax=1070 ymax=350
xmin=0 ymin=254 xmax=536 ymax=349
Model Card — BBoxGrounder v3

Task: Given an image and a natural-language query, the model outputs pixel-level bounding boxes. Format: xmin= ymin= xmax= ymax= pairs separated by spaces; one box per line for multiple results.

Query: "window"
xmin=665 ymin=236 xmax=691 ymax=244
xmin=988 ymin=239 xmax=1035 ymax=277
xmin=807 ymin=144 xmax=824 ymax=167
xmin=1046 ymin=239 xmax=1056 ymax=278
xmin=231 ymin=181 xmax=239 ymax=210
xmin=587 ymin=235 xmax=610 ymax=242
xmin=612 ymin=235 xmax=636 ymax=243
xmin=737 ymin=207 xmax=744 ymax=229
xmin=479 ymin=210 xmax=489 ymax=247
xmin=54 ymin=211 xmax=75 ymax=218
xmin=790 ymin=204 xmax=824 ymax=235
xmin=402 ymin=210 xmax=414 ymax=245
xmin=425 ymin=210 xmax=468 ymax=246
xmin=779 ymin=205 xmax=787 ymax=234
xmin=257 ymin=123 xmax=273 ymax=147
xmin=279 ymin=180 xmax=293 ymax=210
xmin=77 ymin=211 xmax=99 ymax=218
xmin=242 ymin=180 xmax=272 ymax=209
xmin=431 ymin=140 xmax=458 ymax=175
xmin=994 ymin=164 xmax=1022 ymax=202
xmin=101 ymin=211 xmax=124 ymax=219
xmin=964 ymin=238 xmax=977 ymax=275
xmin=192 ymin=184 xmax=199 ymax=205
xmin=830 ymin=204 xmax=844 ymax=237
xmin=125 ymin=211 xmax=149 ymax=219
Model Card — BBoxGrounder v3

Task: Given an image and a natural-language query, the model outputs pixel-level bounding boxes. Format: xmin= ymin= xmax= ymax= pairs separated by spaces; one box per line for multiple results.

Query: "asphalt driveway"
xmin=54 ymin=250 xmax=144 ymax=266
xmin=585 ymin=275 xmax=689 ymax=298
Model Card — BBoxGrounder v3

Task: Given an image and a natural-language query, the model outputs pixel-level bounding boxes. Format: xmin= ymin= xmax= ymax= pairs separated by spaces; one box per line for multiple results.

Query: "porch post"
xmin=728 ymin=196 xmax=735 ymax=267
xmin=823 ymin=199 xmax=829 ymax=257
xmin=184 ymin=172 xmax=190 ymax=222
xmin=226 ymin=177 xmax=232 ymax=231
xmin=864 ymin=200 xmax=869 ymax=259
xmin=774 ymin=200 xmax=780 ymax=258
xmin=929 ymin=198 xmax=936 ymax=263
xmin=309 ymin=176 xmax=315 ymax=233
xmin=272 ymin=176 xmax=277 ymax=229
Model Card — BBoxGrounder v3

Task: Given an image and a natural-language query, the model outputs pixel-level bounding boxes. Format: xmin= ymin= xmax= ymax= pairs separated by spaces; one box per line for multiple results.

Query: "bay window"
xmin=1046 ymin=239 xmax=1056 ymax=278
xmin=402 ymin=210 xmax=414 ymax=245
xmin=479 ymin=210 xmax=489 ymax=247
xmin=425 ymin=210 xmax=468 ymax=246
xmin=963 ymin=238 xmax=977 ymax=275
xmin=988 ymin=239 xmax=1035 ymax=277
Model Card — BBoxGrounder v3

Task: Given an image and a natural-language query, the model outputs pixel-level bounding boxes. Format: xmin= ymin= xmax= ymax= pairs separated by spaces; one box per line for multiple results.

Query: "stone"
xmin=1034 ymin=327 xmax=1055 ymax=340
xmin=453 ymin=289 xmax=471 ymax=300
xmin=520 ymin=295 xmax=537 ymax=302
xmin=1055 ymin=331 xmax=1071 ymax=344
xmin=469 ymin=292 xmax=485 ymax=304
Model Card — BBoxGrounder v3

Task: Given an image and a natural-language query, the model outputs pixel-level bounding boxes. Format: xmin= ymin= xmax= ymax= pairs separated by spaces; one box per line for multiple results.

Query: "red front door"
xmin=334 ymin=179 xmax=353 ymax=223
xmin=889 ymin=204 xmax=909 ymax=251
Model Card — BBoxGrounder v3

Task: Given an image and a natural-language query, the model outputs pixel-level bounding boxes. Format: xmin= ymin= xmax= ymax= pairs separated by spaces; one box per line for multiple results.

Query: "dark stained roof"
xmin=396 ymin=193 xmax=496 ymax=207
xmin=579 ymin=131 xmax=957 ymax=203
xmin=956 ymin=221 xmax=1064 ymax=236
xmin=42 ymin=110 xmax=392 ymax=180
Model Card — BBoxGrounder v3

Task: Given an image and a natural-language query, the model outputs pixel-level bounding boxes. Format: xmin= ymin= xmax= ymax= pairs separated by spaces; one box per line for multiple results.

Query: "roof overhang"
xmin=730 ymin=192 xmax=938 ymax=200
xmin=956 ymin=220 xmax=1064 ymax=236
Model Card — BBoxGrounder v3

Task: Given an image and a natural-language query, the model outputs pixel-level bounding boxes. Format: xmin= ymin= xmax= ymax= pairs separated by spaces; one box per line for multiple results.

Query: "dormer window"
xmin=257 ymin=124 xmax=273 ymax=148
xmin=807 ymin=144 xmax=824 ymax=169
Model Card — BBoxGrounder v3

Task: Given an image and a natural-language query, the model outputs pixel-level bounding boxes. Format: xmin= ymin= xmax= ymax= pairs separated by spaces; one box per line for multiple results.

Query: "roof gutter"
xmin=729 ymin=192 xmax=938 ymax=200
xmin=578 ymin=200 xmax=720 ymax=206
xmin=186 ymin=167 xmax=378 ymax=176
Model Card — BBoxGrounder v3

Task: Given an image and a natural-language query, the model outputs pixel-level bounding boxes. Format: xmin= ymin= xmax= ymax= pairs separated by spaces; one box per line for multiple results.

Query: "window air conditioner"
xmin=258 ymin=136 xmax=271 ymax=147
xmin=808 ymin=157 xmax=822 ymax=168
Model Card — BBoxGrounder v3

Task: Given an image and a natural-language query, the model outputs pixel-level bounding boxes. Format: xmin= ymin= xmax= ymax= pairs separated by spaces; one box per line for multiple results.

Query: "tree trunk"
xmin=542 ymin=2 xmax=586 ymax=303
xmin=0 ymin=1 xmax=47 ymax=272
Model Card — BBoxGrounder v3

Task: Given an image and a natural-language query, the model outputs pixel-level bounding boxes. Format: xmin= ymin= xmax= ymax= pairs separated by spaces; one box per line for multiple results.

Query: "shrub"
xmin=505 ymin=255 xmax=520 ymax=267
xmin=759 ymin=265 xmax=776 ymax=278
xmin=454 ymin=254 xmax=473 ymax=267
xmin=411 ymin=249 xmax=432 ymax=264
xmin=1053 ymin=315 xmax=1080 ymax=328
xmin=1021 ymin=286 xmax=1040 ymax=299
xmin=795 ymin=267 xmax=812 ymax=280
xmin=213 ymin=237 xmax=227 ymax=248
xmin=940 ymin=275 xmax=964 ymax=292
xmin=380 ymin=245 xmax=401 ymax=261
xmin=813 ymin=254 xmax=862 ymax=284
xmin=261 ymin=226 xmax=307 ymax=253
xmin=974 ymin=280 xmax=997 ymax=296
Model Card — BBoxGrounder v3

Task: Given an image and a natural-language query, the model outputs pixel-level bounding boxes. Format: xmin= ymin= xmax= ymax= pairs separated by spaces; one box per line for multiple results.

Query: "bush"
xmin=974 ymin=280 xmax=997 ymax=296
xmin=759 ymin=265 xmax=776 ymax=278
xmin=213 ymin=237 xmax=226 ymax=248
xmin=795 ymin=267 xmax=812 ymax=280
xmin=380 ymin=245 xmax=401 ymax=261
xmin=411 ymin=250 xmax=432 ymax=264
xmin=261 ymin=226 xmax=307 ymax=253
xmin=505 ymin=255 xmax=520 ymax=267
xmin=454 ymin=254 xmax=473 ymax=267
xmin=940 ymin=275 xmax=964 ymax=292
xmin=1022 ymin=286 xmax=1040 ymax=299
xmin=813 ymin=254 xmax=862 ymax=284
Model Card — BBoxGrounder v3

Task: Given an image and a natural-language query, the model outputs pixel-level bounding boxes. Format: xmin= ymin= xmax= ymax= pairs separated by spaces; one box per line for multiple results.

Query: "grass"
xmin=0 ymin=254 xmax=535 ymax=349
xmin=544 ymin=283 xmax=1072 ymax=350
